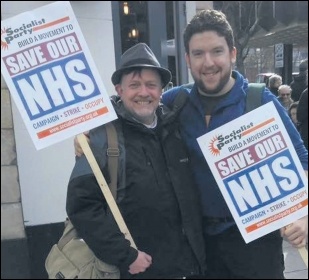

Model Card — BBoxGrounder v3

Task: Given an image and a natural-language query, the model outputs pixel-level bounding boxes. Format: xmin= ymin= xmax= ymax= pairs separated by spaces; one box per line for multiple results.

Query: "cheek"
xmin=189 ymin=59 xmax=203 ymax=71
xmin=149 ymin=88 xmax=162 ymax=97
xmin=120 ymin=89 xmax=134 ymax=100
xmin=152 ymin=92 xmax=162 ymax=102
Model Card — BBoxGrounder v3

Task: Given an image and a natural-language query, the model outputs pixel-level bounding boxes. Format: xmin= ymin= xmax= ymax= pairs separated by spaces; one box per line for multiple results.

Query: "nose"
xmin=138 ymin=84 xmax=150 ymax=96
xmin=203 ymin=53 xmax=215 ymax=67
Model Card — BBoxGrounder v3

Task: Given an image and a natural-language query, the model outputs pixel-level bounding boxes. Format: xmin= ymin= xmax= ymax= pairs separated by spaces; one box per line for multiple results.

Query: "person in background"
xmin=268 ymin=74 xmax=282 ymax=97
xmin=277 ymin=84 xmax=294 ymax=110
xmin=263 ymin=74 xmax=272 ymax=86
xmin=288 ymin=101 xmax=300 ymax=130
xmin=162 ymin=9 xmax=308 ymax=279
xmin=69 ymin=43 xmax=206 ymax=279
xmin=297 ymin=87 xmax=308 ymax=150
xmin=290 ymin=58 xmax=308 ymax=101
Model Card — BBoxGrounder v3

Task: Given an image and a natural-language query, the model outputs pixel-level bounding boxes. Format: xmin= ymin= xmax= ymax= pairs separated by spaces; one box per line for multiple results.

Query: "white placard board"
xmin=197 ymin=102 xmax=308 ymax=243
xmin=1 ymin=1 xmax=117 ymax=150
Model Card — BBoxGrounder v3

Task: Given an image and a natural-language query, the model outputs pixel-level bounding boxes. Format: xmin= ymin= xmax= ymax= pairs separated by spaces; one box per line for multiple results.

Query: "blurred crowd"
xmin=266 ymin=59 xmax=308 ymax=150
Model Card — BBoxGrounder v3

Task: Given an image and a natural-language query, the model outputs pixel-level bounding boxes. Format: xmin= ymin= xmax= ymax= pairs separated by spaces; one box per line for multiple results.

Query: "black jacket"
xmin=297 ymin=88 xmax=308 ymax=150
xmin=290 ymin=73 xmax=307 ymax=101
xmin=66 ymin=96 xmax=206 ymax=278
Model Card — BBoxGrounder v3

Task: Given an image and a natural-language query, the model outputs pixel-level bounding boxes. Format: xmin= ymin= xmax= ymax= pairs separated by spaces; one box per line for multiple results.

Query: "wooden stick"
xmin=77 ymin=133 xmax=137 ymax=249
xmin=298 ymin=247 xmax=308 ymax=268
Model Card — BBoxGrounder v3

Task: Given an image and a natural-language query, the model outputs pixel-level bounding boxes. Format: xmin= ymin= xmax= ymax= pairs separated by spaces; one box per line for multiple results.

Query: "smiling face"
xmin=115 ymin=68 xmax=162 ymax=125
xmin=278 ymin=85 xmax=292 ymax=102
xmin=185 ymin=31 xmax=236 ymax=96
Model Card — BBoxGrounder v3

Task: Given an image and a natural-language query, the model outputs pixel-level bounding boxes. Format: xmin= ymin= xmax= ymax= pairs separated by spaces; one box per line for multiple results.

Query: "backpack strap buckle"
xmin=106 ymin=148 xmax=120 ymax=157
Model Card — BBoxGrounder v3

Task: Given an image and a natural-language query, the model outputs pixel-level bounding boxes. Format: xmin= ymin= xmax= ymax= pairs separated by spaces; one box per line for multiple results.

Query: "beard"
xmin=193 ymin=69 xmax=232 ymax=96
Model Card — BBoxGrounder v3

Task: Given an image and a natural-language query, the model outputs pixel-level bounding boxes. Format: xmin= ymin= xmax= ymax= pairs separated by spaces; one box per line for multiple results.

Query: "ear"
xmin=185 ymin=53 xmax=191 ymax=69
xmin=115 ymin=84 xmax=122 ymax=96
xmin=231 ymin=47 xmax=237 ymax=64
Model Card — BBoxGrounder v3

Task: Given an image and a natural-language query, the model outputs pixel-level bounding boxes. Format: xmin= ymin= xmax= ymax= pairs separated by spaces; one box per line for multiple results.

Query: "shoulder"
xmin=161 ymin=86 xmax=182 ymax=106
xmin=90 ymin=124 xmax=108 ymax=147
xmin=260 ymin=85 xmax=279 ymax=102
xmin=90 ymin=120 xmax=121 ymax=147
xmin=161 ymin=85 xmax=191 ymax=108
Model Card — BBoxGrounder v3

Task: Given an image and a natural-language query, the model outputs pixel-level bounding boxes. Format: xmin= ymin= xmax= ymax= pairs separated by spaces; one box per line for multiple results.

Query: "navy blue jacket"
xmin=162 ymin=71 xmax=308 ymax=218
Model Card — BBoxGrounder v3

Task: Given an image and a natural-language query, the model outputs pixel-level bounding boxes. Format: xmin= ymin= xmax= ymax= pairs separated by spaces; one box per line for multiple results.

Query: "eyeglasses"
xmin=280 ymin=93 xmax=291 ymax=96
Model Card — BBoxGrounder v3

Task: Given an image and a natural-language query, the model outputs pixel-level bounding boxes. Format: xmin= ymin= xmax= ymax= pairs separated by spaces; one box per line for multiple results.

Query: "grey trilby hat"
xmin=111 ymin=43 xmax=172 ymax=88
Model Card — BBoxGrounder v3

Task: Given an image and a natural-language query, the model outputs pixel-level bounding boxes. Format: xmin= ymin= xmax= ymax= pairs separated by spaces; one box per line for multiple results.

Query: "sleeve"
xmin=296 ymin=89 xmax=308 ymax=124
xmin=66 ymin=126 xmax=138 ymax=270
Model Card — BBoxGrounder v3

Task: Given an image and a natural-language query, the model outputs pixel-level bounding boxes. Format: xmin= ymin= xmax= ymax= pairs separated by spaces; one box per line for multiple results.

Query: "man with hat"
xmin=290 ymin=58 xmax=308 ymax=101
xmin=67 ymin=43 xmax=206 ymax=278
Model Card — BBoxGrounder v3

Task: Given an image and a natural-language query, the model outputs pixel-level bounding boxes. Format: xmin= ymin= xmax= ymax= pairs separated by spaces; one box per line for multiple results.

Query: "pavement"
xmin=283 ymin=240 xmax=308 ymax=279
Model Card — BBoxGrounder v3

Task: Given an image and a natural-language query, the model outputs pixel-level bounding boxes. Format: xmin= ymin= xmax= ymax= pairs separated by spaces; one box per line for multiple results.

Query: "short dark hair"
xmin=183 ymin=9 xmax=235 ymax=54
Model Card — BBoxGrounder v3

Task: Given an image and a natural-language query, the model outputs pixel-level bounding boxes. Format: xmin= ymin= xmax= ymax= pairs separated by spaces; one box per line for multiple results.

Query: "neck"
xmin=143 ymin=114 xmax=157 ymax=128
xmin=133 ymin=113 xmax=157 ymax=128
